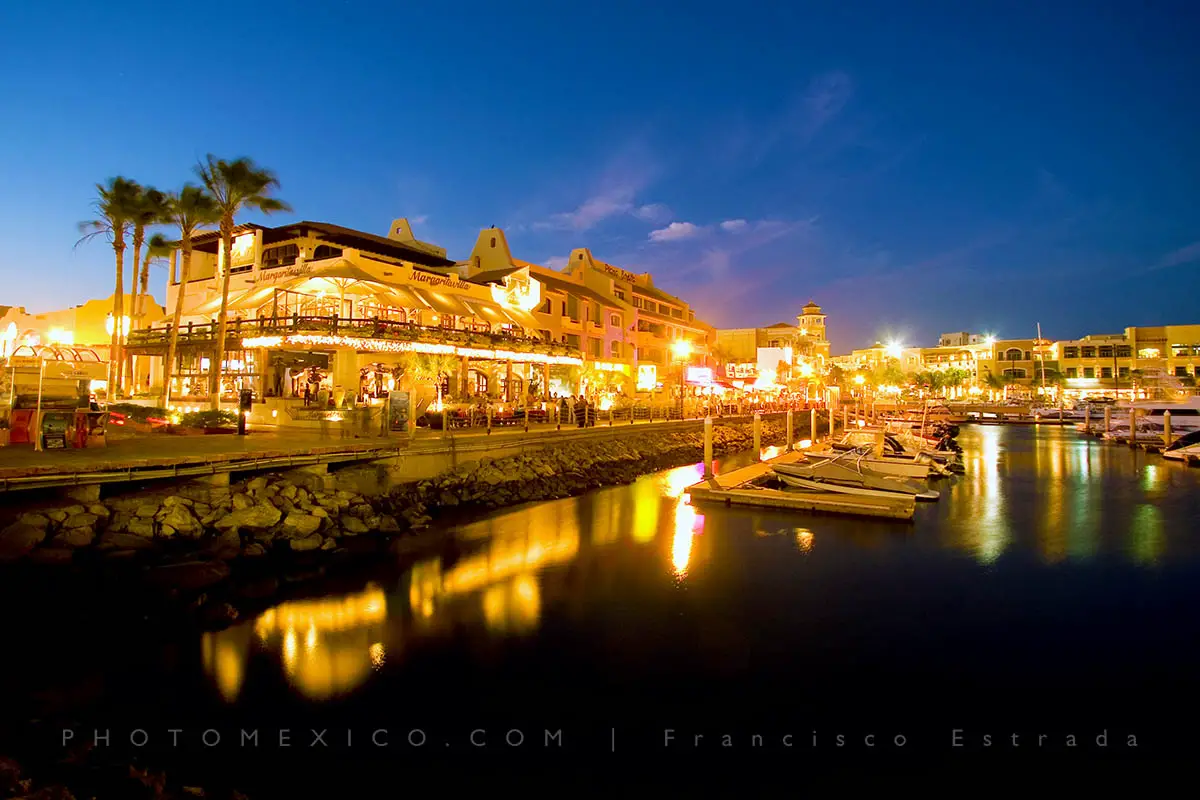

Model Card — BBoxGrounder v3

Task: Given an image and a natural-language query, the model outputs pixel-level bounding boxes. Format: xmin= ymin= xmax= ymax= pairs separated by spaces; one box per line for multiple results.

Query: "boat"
xmin=1162 ymin=429 xmax=1200 ymax=461
xmin=837 ymin=429 xmax=964 ymax=472
xmin=803 ymin=441 xmax=946 ymax=479
xmin=1126 ymin=396 xmax=1200 ymax=434
xmin=878 ymin=402 xmax=969 ymax=426
xmin=771 ymin=454 xmax=940 ymax=501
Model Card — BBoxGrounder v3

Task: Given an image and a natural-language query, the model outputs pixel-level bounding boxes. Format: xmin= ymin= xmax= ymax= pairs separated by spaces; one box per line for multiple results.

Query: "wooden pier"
xmin=684 ymin=451 xmax=916 ymax=521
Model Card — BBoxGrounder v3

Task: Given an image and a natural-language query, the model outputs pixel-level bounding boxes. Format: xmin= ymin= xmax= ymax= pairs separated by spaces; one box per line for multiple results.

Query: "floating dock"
xmin=685 ymin=451 xmax=916 ymax=521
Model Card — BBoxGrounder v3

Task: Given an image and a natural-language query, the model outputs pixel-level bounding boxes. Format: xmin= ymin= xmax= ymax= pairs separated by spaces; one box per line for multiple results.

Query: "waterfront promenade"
xmin=0 ymin=412 xmax=792 ymax=488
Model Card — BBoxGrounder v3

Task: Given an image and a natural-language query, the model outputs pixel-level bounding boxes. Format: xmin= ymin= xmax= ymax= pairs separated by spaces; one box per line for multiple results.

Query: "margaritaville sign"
xmin=410 ymin=270 xmax=472 ymax=290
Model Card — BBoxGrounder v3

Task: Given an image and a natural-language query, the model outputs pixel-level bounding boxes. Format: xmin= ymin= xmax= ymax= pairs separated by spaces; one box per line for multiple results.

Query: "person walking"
xmin=303 ymin=382 xmax=311 ymax=407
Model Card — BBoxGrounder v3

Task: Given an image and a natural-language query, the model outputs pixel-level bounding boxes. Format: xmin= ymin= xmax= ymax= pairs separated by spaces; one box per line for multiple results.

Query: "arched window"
xmin=312 ymin=245 xmax=342 ymax=261
xmin=1004 ymin=348 xmax=1023 ymax=361
xmin=468 ymin=369 xmax=488 ymax=395
xmin=1002 ymin=368 xmax=1027 ymax=379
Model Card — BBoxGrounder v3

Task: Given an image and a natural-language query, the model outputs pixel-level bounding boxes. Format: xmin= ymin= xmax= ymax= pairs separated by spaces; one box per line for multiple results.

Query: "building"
xmin=938 ymin=331 xmax=986 ymax=347
xmin=459 ymin=228 xmax=717 ymax=397
xmin=128 ymin=218 xmax=579 ymax=414
xmin=0 ymin=292 xmax=164 ymax=391
xmin=1054 ymin=325 xmax=1200 ymax=398
xmin=714 ymin=301 xmax=831 ymax=393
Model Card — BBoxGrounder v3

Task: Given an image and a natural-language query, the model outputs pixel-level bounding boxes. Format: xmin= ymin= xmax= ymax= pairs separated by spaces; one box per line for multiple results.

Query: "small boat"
xmin=1161 ymin=429 xmax=1200 ymax=461
xmin=772 ymin=456 xmax=939 ymax=501
xmin=803 ymin=443 xmax=944 ymax=479
xmin=836 ymin=430 xmax=964 ymax=473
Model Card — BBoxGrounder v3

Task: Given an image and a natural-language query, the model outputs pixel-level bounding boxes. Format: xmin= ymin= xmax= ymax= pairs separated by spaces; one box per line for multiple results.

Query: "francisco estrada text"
xmin=661 ymin=729 xmax=1139 ymax=749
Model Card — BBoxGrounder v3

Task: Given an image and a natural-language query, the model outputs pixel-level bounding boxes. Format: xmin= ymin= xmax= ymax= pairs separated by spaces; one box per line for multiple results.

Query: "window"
xmin=1002 ymin=368 xmax=1026 ymax=379
xmin=1098 ymin=346 xmax=1113 ymax=358
xmin=1173 ymin=344 xmax=1190 ymax=357
xmin=1064 ymin=347 xmax=1079 ymax=359
xmin=1101 ymin=367 xmax=1112 ymax=378
xmin=1081 ymin=347 xmax=1096 ymax=358
xmin=1004 ymin=348 xmax=1023 ymax=360
xmin=632 ymin=297 xmax=644 ymax=309
xmin=538 ymin=298 xmax=551 ymax=314
xmin=1024 ymin=351 xmax=1032 ymax=360
xmin=671 ymin=308 xmax=683 ymax=319
xmin=565 ymin=334 xmax=580 ymax=349
xmin=1176 ymin=366 xmax=1189 ymax=377
xmin=312 ymin=245 xmax=342 ymax=261
xmin=490 ymin=237 xmax=496 ymax=248
xmin=262 ymin=243 xmax=299 ymax=269
xmin=610 ymin=340 xmax=620 ymax=358
xmin=1084 ymin=367 xmax=1094 ymax=378
xmin=659 ymin=303 xmax=670 ymax=314
xmin=588 ymin=338 xmax=602 ymax=358
xmin=538 ymin=329 xmax=551 ymax=341
xmin=1116 ymin=345 xmax=1131 ymax=358
xmin=1119 ymin=367 xmax=1130 ymax=378
xmin=614 ymin=290 xmax=626 ymax=301
xmin=561 ymin=301 xmax=567 ymax=316
xmin=609 ymin=314 xmax=620 ymax=327
xmin=1066 ymin=368 xmax=1078 ymax=378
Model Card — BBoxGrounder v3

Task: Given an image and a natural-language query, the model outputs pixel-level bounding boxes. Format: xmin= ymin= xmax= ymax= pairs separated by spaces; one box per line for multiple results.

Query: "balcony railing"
xmin=126 ymin=316 xmax=579 ymax=359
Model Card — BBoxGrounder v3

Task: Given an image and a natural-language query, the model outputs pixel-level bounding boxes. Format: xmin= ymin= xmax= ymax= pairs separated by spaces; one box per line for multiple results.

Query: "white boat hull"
xmin=803 ymin=449 xmax=935 ymax=479
xmin=775 ymin=472 xmax=939 ymax=501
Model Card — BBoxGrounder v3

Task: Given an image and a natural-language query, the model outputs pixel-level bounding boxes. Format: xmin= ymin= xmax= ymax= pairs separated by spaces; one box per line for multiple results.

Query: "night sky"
xmin=1 ymin=0 xmax=1197 ymax=351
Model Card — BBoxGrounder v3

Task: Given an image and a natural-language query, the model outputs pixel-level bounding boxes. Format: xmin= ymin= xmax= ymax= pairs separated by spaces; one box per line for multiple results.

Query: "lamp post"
xmin=671 ymin=339 xmax=692 ymax=420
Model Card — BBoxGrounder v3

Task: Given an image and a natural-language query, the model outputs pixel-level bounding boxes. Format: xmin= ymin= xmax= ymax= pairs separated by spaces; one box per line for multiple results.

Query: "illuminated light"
xmin=231 ymin=232 xmax=255 ymax=259
xmin=490 ymin=273 xmax=543 ymax=312
xmin=238 ymin=334 xmax=583 ymax=366
xmin=983 ymin=335 xmax=996 ymax=345
xmin=800 ymin=328 xmax=808 ymax=336
xmin=2 ymin=322 xmax=14 ymax=341
xmin=798 ymin=439 xmax=813 ymax=449
xmin=283 ymin=629 xmax=298 ymax=673
xmin=598 ymin=395 xmax=614 ymax=411
xmin=305 ymin=624 xmax=318 ymax=651
xmin=271 ymin=409 xmax=278 ymax=418
xmin=670 ymin=339 xmax=692 ymax=360
xmin=854 ymin=375 xmax=866 ymax=385
xmin=369 ymin=642 xmax=385 ymax=669
xmin=798 ymin=363 xmax=815 ymax=377
xmin=857 ymin=419 xmax=866 ymax=428
xmin=200 ymin=358 xmax=211 ymax=370
xmin=636 ymin=363 xmax=658 ymax=391
xmin=47 ymin=327 xmax=74 ymax=345
xmin=885 ymin=341 xmax=904 ymax=359
xmin=105 ymin=315 xmax=131 ymax=337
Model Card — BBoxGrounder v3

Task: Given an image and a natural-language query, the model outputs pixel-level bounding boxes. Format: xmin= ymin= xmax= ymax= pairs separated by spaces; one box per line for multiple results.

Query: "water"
xmin=4 ymin=425 xmax=1198 ymax=788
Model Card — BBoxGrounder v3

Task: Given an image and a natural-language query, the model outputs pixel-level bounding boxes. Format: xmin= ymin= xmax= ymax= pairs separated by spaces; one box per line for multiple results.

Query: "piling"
xmin=829 ymin=407 xmax=835 ymax=439
xmin=810 ymin=407 xmax=817 ymax=443
xmin=753 ymin=412 xmax=762 ymax=461
xmin=1128 ymin=408 xmax=1137 ymax=448
xmin=1084 ymin=406 xmax=1091 ymax=434
xmin=487 ymin=405 xmax=493 ymax=435
xmin=1104 ymin=405 xmax=1111 ymax=433
xmin=523 ymin=396 xmax=529 ymax=433
xmin=1164 ymin=410 xmax=1172 ymax=447
xmin=843 ymin=406 xmax=848 ymax=431
xmin=442 ymin=405 xmax=449 ymax=438
xmin=703 ymin=416 xmax=714 ymax=479
xmin=785 ymin=410 xmax=793 ymax=451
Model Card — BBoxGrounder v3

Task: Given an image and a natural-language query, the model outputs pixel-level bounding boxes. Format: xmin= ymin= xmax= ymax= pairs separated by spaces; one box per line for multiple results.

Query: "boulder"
xmin=242 ymin=542 xmax=267 ymax=558
xmin=231 ymin=493 xmax=253 ymax=511
xmin=0 ymin=522 xmax=46 ymax=560
xmin=378 ymin=515 xmax=402 ymax=534
xmin=340 ymin=516 xmax=369 ymax=535
xmin=61 ymin=504 xmax=86 ymax=516
xmin=162 ymin=495 xmax=194 ymax=508
xmin=213 ymin=503 xmax=282 ymax=532
xmin=160 ymin=525 xmax=177 ymax=538
xmin=135 ymin=504 xmax=159 ymax=519
xmin=279 ymin=484 xmax=298 ymax=500
xmin=97 ymin=531 xmax=157 ymax=550
xmin=52 ymin=528 xmax=95 ymax=548
xmin=127 ymin=518 xmax=156 ymax=538
xmin=289 ymin=533 xmax=324 ymax=552
xmin=18 ymin=513 xmax=51 ymax=531
xmin=310 ymin=506 xmax=329 ymax=519
xmin=246 ymin=476 xmax=269 ymax=493
xmin=29 ymin=548 xmax=74 ymax=565
xmin=320 ymin=538 xmax=337 ymax=551
xmin=87 ymin=504 xmax=110 ymax=519
xmin=158 ymin=505 xmax=201 ymax=537
xmin=145 ymin=560 xmax=231 ymax=592
xmin=281 ymin=512 xmax=322 ymax=538
xmin=348 ymin=503 xmax=373 ymax=519
xmin=63 ymin=512 xmax=99 ymax=529
xmin=45 ymin=509 xmax=68 ymax=524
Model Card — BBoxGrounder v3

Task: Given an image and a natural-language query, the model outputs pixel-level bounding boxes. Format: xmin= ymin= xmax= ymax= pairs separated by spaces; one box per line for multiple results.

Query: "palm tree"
xmin=196 ymin=155 xmax=291 ymax=409
xmin=78 ymin=177 xmax=141 ymax=398
xmin=137 ymin=233 xmax=173 ymax=323
xmin=420 ymin=352 xmax=461 ymax=406
xmin=161 ymin=186 xmax=220 ymax=407
xmin=130 ymin=189 xmax=171 ymax=323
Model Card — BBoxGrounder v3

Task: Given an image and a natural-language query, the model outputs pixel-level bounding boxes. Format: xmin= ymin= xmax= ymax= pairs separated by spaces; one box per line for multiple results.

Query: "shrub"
xmin=108 ymin=403 xmax=170 ymax=423
xmin=178 ymin=409 xmax=239 ymax=429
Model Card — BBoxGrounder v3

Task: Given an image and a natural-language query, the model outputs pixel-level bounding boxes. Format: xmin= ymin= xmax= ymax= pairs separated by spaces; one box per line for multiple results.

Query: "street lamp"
xmin=671 ymin=340 xmax=692 ymax=419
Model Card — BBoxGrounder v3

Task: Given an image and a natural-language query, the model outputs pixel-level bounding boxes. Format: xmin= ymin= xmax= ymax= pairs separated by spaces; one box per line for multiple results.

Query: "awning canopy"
xmin=411 ymin=288 xmax=474 ymax=318
xmin=459 ymin=298 xmax=520 ymax=327
xmin=500 ymin=306 xmax=541 ymax=330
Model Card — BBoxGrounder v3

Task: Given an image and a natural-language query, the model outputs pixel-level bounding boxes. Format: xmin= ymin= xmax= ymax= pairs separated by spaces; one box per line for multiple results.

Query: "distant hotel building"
xmin=714 ymin=302 xmax=831 ymax=394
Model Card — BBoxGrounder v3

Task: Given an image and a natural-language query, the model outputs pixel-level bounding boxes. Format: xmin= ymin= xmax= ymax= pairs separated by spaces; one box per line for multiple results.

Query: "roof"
xmin=631 ymin=281 xmax=686 ymax=307
xmin=802 ymin=300 xmax=822 ymax=310
xmin=469 ymin=266 xmax=524 ymax=285
xmin=765 ymin=322 xmax=795 ymax=329
xmin=188 ymin=221 xmax=456 ymax=268
xmin=534 ymin=272 xmax=620 ymax=308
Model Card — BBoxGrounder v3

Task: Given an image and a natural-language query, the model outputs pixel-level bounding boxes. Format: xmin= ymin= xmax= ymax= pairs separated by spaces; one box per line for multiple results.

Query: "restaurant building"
xmin=126 ymin=218 xmax=580 ymax=422
xmin=714 ymin=301 xmax=831 ymax=394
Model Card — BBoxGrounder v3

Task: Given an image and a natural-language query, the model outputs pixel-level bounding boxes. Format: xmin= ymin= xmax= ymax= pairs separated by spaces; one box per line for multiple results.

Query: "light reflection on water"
xmin=202 ymin=426 xmax=1200 ymax=704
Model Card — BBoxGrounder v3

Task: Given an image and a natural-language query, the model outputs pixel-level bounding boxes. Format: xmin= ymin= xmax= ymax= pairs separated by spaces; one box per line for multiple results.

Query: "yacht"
xmin=1126 ymin=396 xmax=1200 ymax=434
xmin=1161 ymin=429 xmax=1200 ymax=461
xmin=804 ymin=433 xmax=949 ymax=479
xmin=772 ymin=450 xmax=940 ymax=501
xmin=839 ymin=429 xmax=964 ymax=472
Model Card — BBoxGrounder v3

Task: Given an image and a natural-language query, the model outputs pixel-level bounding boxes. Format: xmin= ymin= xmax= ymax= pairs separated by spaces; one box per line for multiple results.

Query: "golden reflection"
xmin=1129 ymin=504 xmax=1164 ymax=565
xmin=662 ymin=463 xmax=704 ymax=498
xmin=203 ymin=585 xmax=391 ymax=703
xmin=369 ymin=642 xmax=385 ymax=669
xmin=972 ymin=428 xmax=1009 ymax=564
xmin=795 ymin=528 xmax=814 ymax=552
xmin=482 ymin=573 xmax=541 ymax=634
xmin=671 ymin=499 xmax=705 ymax=578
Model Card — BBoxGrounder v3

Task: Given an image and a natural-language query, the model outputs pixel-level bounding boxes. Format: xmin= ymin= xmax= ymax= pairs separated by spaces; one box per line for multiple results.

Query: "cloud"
xmin=1153 ymin=241 xmax=1200 ymax=270
xmin=798 ymin=71 xmax=853 ymax=139
xmin=411 ymin=215 xmax=428 ymax=225
xmin=720 ymin=219 xmax=748 ymax=232
xmin=540 ymin=187 xmax=637 ymax=231
xmin=634 ymin=204 xmax=671 ymax=223
xmin=648 ymin=222 xmax=704 ymax=242
xmin=534 ymin=142 xmax=661 ymax=231
xmin=543 ymin=256 xmax=569 ymax=270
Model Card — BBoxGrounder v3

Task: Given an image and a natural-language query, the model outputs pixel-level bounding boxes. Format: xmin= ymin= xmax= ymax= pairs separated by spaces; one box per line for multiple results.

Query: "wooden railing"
xmin=126 ymin=316 xmax=579 ymax=359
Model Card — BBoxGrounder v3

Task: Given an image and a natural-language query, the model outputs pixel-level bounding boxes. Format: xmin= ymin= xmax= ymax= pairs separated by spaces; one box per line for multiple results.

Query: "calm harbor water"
xmin=4 ymin=424 xmax=1198 ymax=786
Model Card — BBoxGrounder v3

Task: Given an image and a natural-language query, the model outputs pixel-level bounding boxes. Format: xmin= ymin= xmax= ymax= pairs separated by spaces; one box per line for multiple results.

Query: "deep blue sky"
xmin=2 ymin=1 xmax=1198 ymax=352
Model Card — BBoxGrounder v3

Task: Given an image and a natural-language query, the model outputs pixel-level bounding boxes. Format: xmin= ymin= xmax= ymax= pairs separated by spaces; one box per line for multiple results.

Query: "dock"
xmin=684 ymin=451 xmax=916 ymax=521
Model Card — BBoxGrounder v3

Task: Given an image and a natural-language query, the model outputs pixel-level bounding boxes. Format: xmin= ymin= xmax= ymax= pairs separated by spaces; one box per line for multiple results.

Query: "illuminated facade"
xmin=714 ymin=301 xmax=831 ymax=391
xmin=128 ymin=218 xmax=579 ymax=409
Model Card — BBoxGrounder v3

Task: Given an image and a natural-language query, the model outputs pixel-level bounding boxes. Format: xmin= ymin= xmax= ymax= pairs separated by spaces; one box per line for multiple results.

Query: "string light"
xmin=239 ymin=334 xmax=583 ymax=366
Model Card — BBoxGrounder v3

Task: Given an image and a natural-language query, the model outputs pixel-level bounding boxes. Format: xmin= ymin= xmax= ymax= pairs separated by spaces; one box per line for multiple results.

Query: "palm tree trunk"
xmin=210 ymin=216 xmax=234 ymax=410
xmin=137 ymin=249 xmax=152 ymax=326
xmin=110 ymin=241 xmax=125 ymax=400
xmin=121 ymin=229 xmax=143 ymax=395
xmin=162 ymin=242 xmax=191 ymax=408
